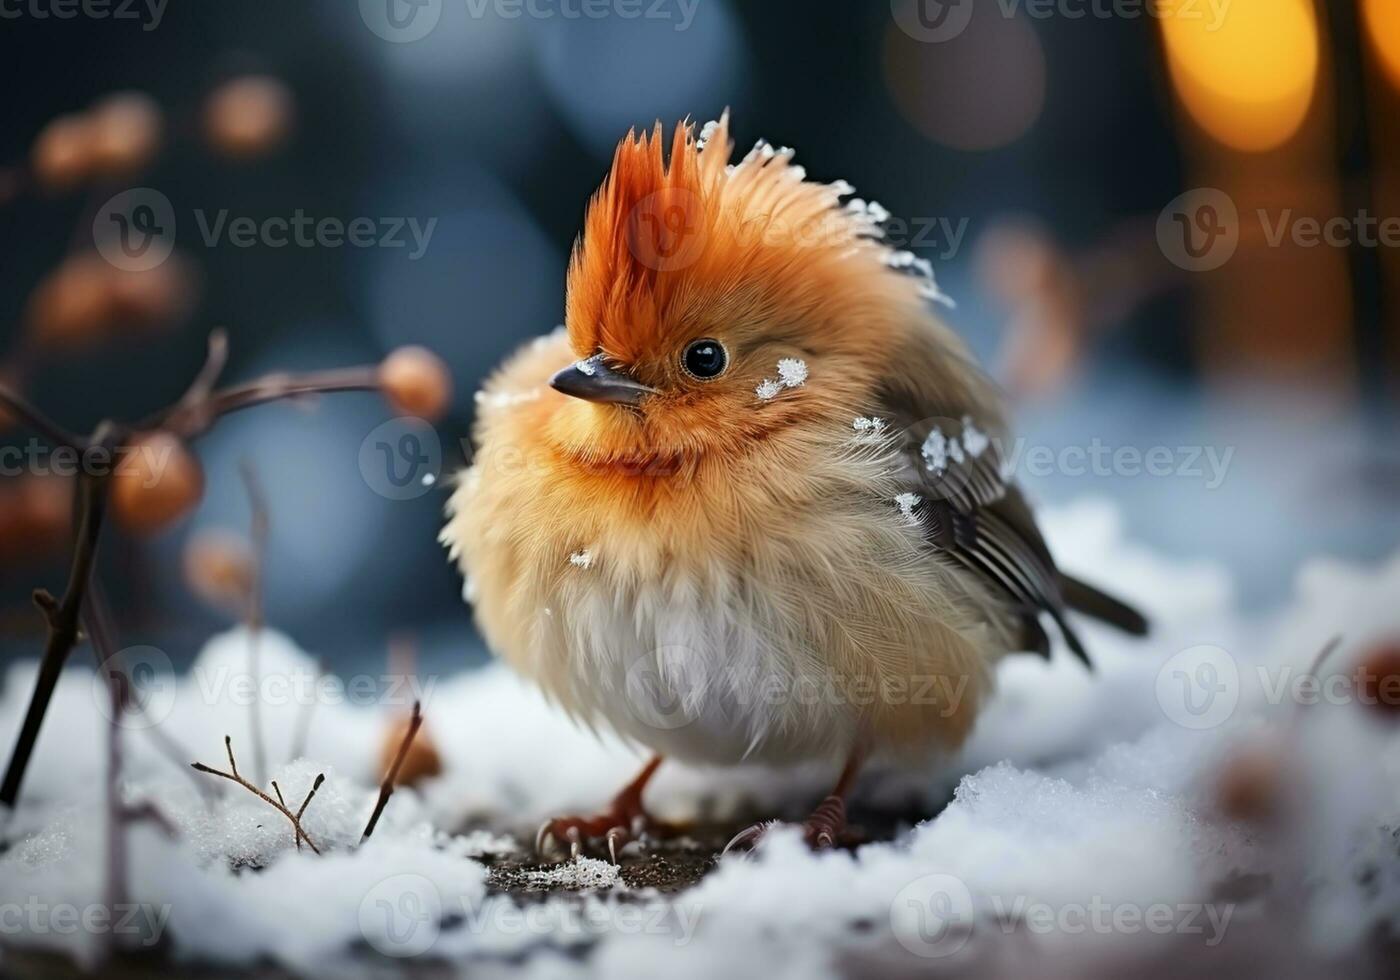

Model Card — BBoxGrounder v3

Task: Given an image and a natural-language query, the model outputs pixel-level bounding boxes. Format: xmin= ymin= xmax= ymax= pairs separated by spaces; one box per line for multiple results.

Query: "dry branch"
xmin=192 ymin=736 xmax=324 ymax=855
xmin=361 ymin=700 xmax=423 ymax=844
xmin=0 ymin=331 xmax=395 ymax=812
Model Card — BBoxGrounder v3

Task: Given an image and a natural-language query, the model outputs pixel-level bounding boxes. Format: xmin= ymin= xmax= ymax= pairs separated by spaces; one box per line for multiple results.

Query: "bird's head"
xmin=547 ymin=113 xmax=939 ymax=473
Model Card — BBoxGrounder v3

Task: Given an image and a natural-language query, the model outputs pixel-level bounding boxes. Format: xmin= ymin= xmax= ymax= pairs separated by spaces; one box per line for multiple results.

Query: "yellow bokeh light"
xmin=1160 ymin=0 xmax=1319 ymax=152
xmin=1364 ymin=0 xmax=1400 ymax=88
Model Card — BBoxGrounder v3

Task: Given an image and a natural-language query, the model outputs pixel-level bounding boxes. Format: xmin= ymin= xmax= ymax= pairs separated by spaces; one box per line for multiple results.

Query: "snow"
xmin=775 ymin=358 xmax=808 ymax=389
xmin=569 ymin=551 xmax=594 ymax=570
xmin=893 ymin=492 xmax=921 ymax=525
xmin=2 ymin=500 xmax=1399 ymax=974
xmin=758 ymin=360 xmax=808 ymax=402
xmin=755 ymin=379 xmax=783 ymax=402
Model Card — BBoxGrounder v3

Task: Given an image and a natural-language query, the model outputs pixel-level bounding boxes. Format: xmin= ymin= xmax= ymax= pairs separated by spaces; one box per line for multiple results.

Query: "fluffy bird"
xmin=442 ymin=114 xmax=1147 ymax=859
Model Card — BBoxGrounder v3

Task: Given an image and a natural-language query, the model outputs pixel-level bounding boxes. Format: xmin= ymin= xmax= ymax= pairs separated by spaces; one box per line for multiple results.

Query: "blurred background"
xmin=0 ymin=0 xmax=1397 ymax=676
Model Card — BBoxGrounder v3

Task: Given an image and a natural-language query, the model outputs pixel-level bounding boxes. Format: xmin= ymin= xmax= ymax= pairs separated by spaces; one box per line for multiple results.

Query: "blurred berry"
xmin=1214 ymin=741 xmax=1285 ymax=825
xmin=204 ymin=75 xmax=293 ymax=160
xmin=110 ymin=431 xmax=204 ymax=534
xmin=25 ymin=254 xmax=117 ymax=349
xmin=380 ymin=346 xmax=452 ymax=420
xmin=31 ymin=114 xmax=96 ymax=191
xmin=183 ymin=529 xmax=255 ymax=613
xmin=1358 ymin=643 xmax=1400 ymax=717
xmin=90 ymin=92 xmax=163 ymax=178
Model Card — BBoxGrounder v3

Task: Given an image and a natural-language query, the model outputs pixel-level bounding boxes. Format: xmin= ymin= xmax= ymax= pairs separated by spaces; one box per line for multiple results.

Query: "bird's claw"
xmin=722 ymin=796 xmax=851 ymax=857
xmin=721 ymin=820 xmax=779 ymax=858
xmin=533 ymin=810 xmax=666 ymax=862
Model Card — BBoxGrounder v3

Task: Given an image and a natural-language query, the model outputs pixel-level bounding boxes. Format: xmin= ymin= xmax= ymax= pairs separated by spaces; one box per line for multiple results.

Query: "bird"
xmin=441 ymin=113 xmax=1148 ymax=861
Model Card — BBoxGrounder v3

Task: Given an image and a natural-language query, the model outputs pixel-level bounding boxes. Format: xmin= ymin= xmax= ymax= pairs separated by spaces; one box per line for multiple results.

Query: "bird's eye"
xmin=681 ymin=339 xmax=727 ymax=380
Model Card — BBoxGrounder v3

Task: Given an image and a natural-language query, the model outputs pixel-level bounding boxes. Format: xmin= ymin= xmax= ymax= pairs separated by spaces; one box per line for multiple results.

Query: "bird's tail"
xmin=1059 ymin=574 xmax=1150 ymax=636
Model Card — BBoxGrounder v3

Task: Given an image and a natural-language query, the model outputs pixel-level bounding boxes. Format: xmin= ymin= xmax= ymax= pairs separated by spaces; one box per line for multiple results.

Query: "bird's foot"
xmin=535 ymin=804 xmax=674 ymax=863
xmin=721 ymin=794 xmax=851 ymax=856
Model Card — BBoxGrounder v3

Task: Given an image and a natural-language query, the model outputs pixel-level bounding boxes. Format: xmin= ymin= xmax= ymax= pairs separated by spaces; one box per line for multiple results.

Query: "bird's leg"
xmin=723 ymin=748 xmax=865 ymax=856
xmin=535 ymin=755 xmax=672 ymax=862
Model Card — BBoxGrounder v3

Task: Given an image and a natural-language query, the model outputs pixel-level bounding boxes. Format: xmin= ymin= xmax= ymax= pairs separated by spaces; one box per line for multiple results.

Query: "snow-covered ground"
xmin=1 ymin=500 xmax=1398 ymax=976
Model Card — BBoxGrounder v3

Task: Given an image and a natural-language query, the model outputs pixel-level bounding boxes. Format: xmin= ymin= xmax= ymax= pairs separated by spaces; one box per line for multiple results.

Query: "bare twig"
xmin=0 ymin=425 xmax=119 ymax=809
xmin=99 ymin=642 xmax=125 ymax=966
xmin=361 ymin=701 xmax=422 ymax=844
xmin=288 ymin=657 xmax=327 ymax=764
xmin=85 ymin=582 xmax=215 ymax=805
xmin=0 ymin=380 xmax=85 ymax=450
xmin=192 ymin=736 xmax=323 ymax=855
xmin=239 ymin=460 xmax=270 ymax=785
xmin=1 ymin=332 xmax=393 ymax=813
xmin=157 ymin=365 xmax=381 ymax=439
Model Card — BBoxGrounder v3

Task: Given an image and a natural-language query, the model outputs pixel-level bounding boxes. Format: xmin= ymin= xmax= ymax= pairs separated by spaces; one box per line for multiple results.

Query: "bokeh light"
xmin=1160 ymin=0 xmax=1319 ymax=152
xmin=529 ymin=0 xmax=746 ymax=158
xmin=1364 ymin=0 xmax=1400 ymax=89
xmin=883 ymin=7 xmax=1046 ymax=152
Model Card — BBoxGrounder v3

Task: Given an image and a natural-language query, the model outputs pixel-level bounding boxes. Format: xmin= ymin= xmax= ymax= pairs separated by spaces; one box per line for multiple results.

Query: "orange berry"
xmin=380 ymin=346 xmax=452 ymax=420
xmin=110 ymin=432 xmax=204 ymax=534
xmin=203 ymin=75 xmax=293 ymax=160
xmin=1214 ymin=742 xmax=1284 ymax=825
xmin=1358 ymin=643 xmax=1400 ymax=717
xmin=183 ymin=529 xmax=256 ymax=611
xmin=31 ymin=114 xmax=96 ymax=190
xmin=25 ymin=254 xmax=117 ymax=349
xmin=108 ymin=258 xmax=196 ymax=330
xmin=90 ymin=92 xmax=162 ymax=177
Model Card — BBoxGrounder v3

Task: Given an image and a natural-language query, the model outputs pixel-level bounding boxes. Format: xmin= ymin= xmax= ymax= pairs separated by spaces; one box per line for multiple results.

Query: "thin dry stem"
xmin=192 ymin=736 xmax=324 ymax=855
xmin=1 ymin=331 xmax=392 ymax=813
xmin=361 ymin=701 xmax=423 ymax=844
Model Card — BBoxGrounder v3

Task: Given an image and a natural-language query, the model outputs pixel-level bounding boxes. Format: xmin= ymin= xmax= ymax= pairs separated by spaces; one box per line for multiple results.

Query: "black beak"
xmin=549 ymin=356 xmax=656 ymax=406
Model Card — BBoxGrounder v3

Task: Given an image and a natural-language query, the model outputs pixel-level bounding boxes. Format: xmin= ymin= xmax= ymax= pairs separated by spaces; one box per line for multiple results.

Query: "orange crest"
xmin=565 ymin=114 xmax=912 ymax=367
